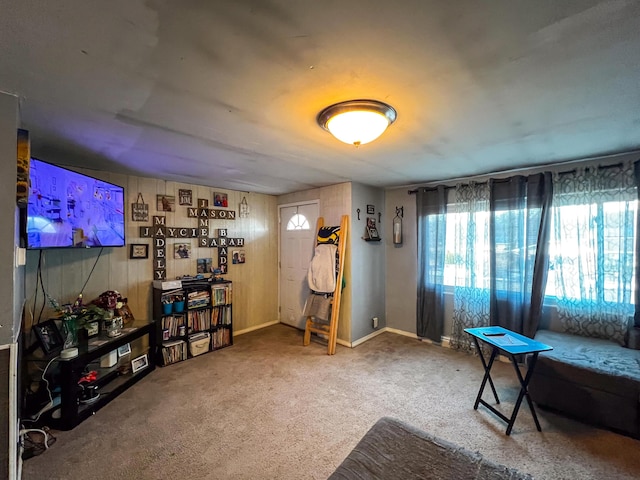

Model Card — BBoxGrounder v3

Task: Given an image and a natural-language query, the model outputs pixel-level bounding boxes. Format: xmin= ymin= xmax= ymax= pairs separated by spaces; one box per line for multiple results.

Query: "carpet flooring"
xmin=22 ymin=324 xmax=640 ymax=479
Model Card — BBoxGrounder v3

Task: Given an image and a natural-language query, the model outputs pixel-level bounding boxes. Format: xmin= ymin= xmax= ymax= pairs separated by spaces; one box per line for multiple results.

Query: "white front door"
xmin=279 ymin=202 xmax=319 ymax=329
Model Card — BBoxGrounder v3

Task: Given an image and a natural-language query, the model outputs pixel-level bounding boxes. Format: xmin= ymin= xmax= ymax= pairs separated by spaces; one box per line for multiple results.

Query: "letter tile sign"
xmin=138 ymin=198 xmax=244 ymax=280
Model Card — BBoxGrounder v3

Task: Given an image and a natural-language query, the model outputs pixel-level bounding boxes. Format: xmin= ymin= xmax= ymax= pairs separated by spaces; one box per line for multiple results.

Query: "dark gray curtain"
xmin=416 ymin=186 xmax=447 ymax=342
xmin=489 ymin=173 xmax=552 ymax=338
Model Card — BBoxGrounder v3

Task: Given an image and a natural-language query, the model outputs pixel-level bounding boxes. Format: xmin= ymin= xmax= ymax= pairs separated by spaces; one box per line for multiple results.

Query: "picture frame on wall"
xmin=214 ymin=192 xmax=228 ymax=207
xmin=366 ymin=217 xmax=381 ymax=241
xmin=174 ymin=243 xmax=191 ymax=259
xmin=131 ymin=193 xmax=149 ymax=222
xmin=197 ymin=257 xmax=212 ymax=273
xmin=157 ymin=194 xmax=175 ymax=212
xmin=178 ymin=189 xmax=193 ymax=206
xmin=232 ymin=250 xmax=245 ymax=264
xmin=130 ymin=244 xmax=148 ymax=259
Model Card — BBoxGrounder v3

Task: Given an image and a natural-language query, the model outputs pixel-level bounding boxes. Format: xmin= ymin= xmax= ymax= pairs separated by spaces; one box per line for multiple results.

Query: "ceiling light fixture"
xmin=317 ymin=99 xmax=397 ymax=147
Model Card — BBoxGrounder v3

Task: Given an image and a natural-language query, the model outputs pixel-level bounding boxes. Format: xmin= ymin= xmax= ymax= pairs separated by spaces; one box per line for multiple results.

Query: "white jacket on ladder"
xmin=307 ymin=243 xmax=338 ymax=293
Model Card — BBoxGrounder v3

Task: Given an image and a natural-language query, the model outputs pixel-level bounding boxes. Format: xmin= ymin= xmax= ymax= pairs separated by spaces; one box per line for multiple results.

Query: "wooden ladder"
xmin=303 ymin=215 xmax=349 ymax=355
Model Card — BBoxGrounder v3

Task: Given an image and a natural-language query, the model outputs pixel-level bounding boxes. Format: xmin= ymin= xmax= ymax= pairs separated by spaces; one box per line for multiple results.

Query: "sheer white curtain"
xmin=549 ymin=163 xmax=636 ymax=344
xmin=450 ymin=182 xmax=491 ymax=353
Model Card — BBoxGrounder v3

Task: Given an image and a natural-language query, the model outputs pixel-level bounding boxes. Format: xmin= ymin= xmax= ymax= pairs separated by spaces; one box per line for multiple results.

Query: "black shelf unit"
xmin=153 ymin=279 xmax=233 ymax=366
xmin=53 ymin=319 xmax=156 ymax=430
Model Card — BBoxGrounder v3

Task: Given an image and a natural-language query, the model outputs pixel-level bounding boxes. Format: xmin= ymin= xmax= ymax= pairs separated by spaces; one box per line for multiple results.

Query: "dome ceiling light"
xmin=317 ymin=99 xmax=397 ymax=147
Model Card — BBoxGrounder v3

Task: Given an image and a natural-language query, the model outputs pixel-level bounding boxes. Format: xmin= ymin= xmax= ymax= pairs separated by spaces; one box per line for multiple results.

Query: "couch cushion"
xmin=329 ymin=417 xmax=532 ymax=480
xmin=533 ymin=330 xmax=640 ymax=399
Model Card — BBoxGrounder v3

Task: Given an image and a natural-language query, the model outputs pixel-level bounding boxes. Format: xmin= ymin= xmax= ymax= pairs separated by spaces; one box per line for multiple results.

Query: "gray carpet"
xmin=22 ymin=325 xmax=640 ymax=479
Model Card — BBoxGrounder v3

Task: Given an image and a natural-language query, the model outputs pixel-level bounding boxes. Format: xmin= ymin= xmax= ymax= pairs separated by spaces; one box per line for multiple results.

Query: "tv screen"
xmin=26 ymin=158 xmax=126 ymax=249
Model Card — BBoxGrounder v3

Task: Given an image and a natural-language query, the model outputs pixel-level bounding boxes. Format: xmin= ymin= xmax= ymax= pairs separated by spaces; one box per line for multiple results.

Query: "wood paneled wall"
xmin=25 ymin=170 xmax=279 ymax=334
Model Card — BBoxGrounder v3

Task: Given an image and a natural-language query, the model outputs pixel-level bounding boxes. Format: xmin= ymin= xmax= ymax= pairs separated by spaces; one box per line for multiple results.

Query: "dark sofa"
xmin=528 ymin=329 xmax=640 ymax=438
xmin=329 ymin=417 xmax=532 ymax=480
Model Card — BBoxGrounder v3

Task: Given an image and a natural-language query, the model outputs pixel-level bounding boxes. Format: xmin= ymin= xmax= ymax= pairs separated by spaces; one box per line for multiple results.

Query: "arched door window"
xmin=287 ymin=213 xmax=310 ymax=230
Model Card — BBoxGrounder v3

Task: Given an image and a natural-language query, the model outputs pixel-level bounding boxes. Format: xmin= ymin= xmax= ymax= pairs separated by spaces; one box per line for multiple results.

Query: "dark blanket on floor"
xmin=329 ymin=417 xmax=533 ymax=480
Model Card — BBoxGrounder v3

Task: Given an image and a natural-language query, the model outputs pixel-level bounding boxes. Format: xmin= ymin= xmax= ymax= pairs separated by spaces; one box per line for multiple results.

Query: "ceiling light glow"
xmin=317 ymin=100 xmax=397 ymax=147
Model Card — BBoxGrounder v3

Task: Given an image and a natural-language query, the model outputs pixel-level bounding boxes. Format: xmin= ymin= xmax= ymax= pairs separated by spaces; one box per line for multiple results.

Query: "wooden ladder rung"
xmin=307 ymin=325 xmax=330 ymax=334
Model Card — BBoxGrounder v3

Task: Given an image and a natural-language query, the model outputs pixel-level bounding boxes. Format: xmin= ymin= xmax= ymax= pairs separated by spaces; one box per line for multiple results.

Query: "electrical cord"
xmin=36 ymin=247 xmax=103 ymax=319
xmin=80 ymin=247 xmax=104 ymax=296
xmin=36 ymin=250 xmax=46 ymax=324
xmin=30 ymin=251 xmax=39 ymax=329
xmin=19 ymin=428 xmax=51 ymax=450
xmin=28 ymin=247 xmax=103 ymax=351
xmin=20 ymin=426 xmax=56 ymax=459
xmin=22 ymin=354 xmax=59 ymax=424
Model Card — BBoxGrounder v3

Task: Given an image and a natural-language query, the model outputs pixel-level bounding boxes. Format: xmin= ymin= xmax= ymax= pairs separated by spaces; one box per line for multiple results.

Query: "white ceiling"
xmin=2 ymin=0 xmax=640 ymax=195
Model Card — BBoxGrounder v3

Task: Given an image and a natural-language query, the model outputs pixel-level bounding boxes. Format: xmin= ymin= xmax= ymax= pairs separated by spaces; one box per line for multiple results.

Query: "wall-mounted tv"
xmin=25 ymin=158 xmax=125 ymax=249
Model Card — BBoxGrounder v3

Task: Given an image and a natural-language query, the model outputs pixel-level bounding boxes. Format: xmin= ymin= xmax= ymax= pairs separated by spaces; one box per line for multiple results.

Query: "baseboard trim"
xmin=351 ymin=328 xmax=454 ymax=349
xmin=348 ymin=327 xmax=418 ymax=348
xmin=385 ymin=327 xmax=418 ymax=339
xmin=263 ymin=322 xmax=450 ymax=352
xmin=234 ymin=320 xmax=280 ymax=336
xmin=350 ymin=328 xmax=387 ymax=348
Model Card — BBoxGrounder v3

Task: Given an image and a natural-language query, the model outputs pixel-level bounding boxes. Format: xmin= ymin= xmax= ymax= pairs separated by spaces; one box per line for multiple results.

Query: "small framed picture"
xmin=214 ymin=192 xmax=228 ymax=207
xmin=367 ymin=204 xmax=375 ymax=214
xmin=197 ymin=257 xmax=212 ymax=273
xmin=131 ymin=353 xmax=149 ymax=373
xmin=33 ymin=319 xmax=64 ymax=355
xmin=232 ymin=250 xmax=245 ymax=264
xmin=116 ymin=304 xmax=135 ymax=324
xmin=178 ymin=189 xmax=193 ymax=206
xmin=174 ymin=242 xmax=191 ymax=259
xmin=157 ymin=194 xmax=175 ymax=212
xmin=117 ymin=343 xmax=131 ymax=357
xmin=366 ymin=217 xmax=381 ymax=240
xmin=130 ymin=244 xmax=149 ymax=259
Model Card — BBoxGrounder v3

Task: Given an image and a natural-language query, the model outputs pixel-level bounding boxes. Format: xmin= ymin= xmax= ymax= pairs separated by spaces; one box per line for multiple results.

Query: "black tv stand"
xmin=51 ymin=319 xmax=156 ymax=430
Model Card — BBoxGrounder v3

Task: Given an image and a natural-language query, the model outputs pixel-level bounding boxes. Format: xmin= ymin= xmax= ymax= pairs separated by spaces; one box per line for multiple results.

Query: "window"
xmin=443 ymin=209 xmax=490 ymax=288
xmin=546 ymin=200 xmax=637 ymax=304
xmin=418 ymin=164 xmax=638 ymax=345
xmin=441 ymin=199 xmax=637 ymax=303
xmin=286 ymin=213 xmax=310 ymax=231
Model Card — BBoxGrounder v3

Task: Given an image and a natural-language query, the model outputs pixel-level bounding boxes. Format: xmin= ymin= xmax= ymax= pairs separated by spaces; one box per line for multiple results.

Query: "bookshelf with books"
xmin=152 ymin=279 xmax=233 ymax=366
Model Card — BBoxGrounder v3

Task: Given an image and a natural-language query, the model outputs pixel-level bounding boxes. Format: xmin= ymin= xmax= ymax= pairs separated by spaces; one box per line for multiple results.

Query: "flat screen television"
xmin=25 ymin=158 xmax=126 ymax=249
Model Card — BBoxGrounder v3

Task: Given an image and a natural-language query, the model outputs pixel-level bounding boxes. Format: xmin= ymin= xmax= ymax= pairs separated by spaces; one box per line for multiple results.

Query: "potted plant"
xmin=47 ymin=294 xmax=106 ymax=347
xmin=92 ymin=290 xmax=127 ymax=337
xmin=77 ymin=304 xmax=107 ymax=338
